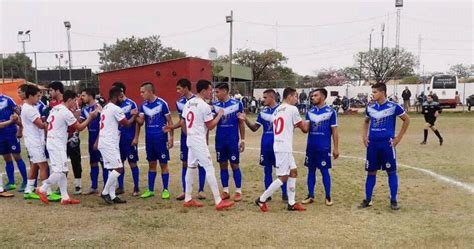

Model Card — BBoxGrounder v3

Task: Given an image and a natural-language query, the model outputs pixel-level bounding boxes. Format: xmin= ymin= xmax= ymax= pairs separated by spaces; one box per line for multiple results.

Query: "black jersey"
xmin=422 ymin=101 xmax=441 ymax=119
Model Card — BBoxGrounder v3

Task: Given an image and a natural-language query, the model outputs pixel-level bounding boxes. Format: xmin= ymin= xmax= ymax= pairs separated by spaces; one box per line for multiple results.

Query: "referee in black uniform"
xmin=421 ymin=94 xmax=444 ymax=145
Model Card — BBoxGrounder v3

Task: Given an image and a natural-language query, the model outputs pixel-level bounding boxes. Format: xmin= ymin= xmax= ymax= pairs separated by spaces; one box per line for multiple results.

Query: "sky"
xmin=1 ymin=0 xmax=472 ymax=76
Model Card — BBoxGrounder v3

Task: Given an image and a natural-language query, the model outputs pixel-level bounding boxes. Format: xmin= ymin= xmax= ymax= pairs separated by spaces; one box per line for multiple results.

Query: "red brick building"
xmin=98 ymin=57 xmax=212 ymax=111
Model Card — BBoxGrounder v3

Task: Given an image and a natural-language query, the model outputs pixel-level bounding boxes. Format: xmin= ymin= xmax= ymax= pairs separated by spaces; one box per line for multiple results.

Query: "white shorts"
xmin=26 ymin=145 xmax=47 ymax=164
xmin=275 ymin=152 xmax=297 ymax=176
xmin=99 ymin=146 xmax=123 ymax=170
xmin=48 ymin=149 xmax=68 ymax=173
xmin=187 ymin=146 xmax=213 ymax=169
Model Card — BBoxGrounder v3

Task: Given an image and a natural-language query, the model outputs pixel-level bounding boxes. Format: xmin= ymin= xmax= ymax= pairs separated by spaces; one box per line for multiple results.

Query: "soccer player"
xmin=255 ymin=87 xmax=306 ymax=212
xmin=80 ymin=88 xmax=106 ymax=195
xmin=0 ymin=115 xmax=21 ymax=198
xmin=420 ymin=94 xmax=443 ymax=146
xmin=111 ymin=82 xmax=140 ymax=196
xmin=300 ymin=89 xmax=339 ymax=206
xmin=238 ymin=89 xmax=288 ymax=201
xmin=98 ymin=87 xmax=131 ymax=204
xmin=360 ymin=83 xmax=410 ymax=210
xmin=163 ymin=80 xmax=234 ymax=210
xmin=17 ymin=84 xmax=47 ymax=121
xmin=36 ymin=90 xmax=99 ymax=205
xmin=212 ymin=83 xmax=245 ymax=202
xmin=133 ymin=82 xmax=174 ymax=199
xmin=175 ymin=78 xmax=206 ymax=201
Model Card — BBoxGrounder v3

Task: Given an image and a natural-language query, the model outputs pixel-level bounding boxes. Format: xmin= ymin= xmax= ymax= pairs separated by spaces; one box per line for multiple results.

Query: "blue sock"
xmin=198 ymin=166 xmax=206 ymax=192
xmin=162 ymin=173 xmax=169 ymax=190
xmin=131 ymin=167 xmax=139 ymax=192
xmin=365 ymin=175 xmax=377 ymax=201
xmin=281 ymin=181 xmax=288 ymax=197
xmin=148 ymin=171 xmax=157 ymax=192
xmin=118 ymin=171 xmax=124 ymax=190
xmin=220 ymin=169 xmax=229 ymax=188
xmin=307 ymin=167 xmax=316 ymax=198
xmin=5 ymin=161 xmax=15 ymax=184
xmin=320 ymin=168 xmax=331 ymax=198
xmin=181 ymin=167 xmax=187 ymax=192
xmin=90 ymin=166 xmax=99 ymax=189
xmin=263 ymin=165 xmax=273 ymax=190
xmin=232 ymin=168 xmax=242 ymax=189
xmin=388 ymin=172 xmax=398 ymax=202
xmin=15 ymin=159 xmax=27 ymax=183
xmin=102 ymin=165 xmax=108 ymax=187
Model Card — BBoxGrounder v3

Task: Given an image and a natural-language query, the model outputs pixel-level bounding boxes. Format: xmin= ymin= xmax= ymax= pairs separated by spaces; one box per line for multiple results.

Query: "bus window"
xmin=432 ymin=76 xmax=457 ymax=89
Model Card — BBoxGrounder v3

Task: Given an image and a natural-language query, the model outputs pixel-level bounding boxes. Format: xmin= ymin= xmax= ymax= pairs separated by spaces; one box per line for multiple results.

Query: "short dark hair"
xmin=263 ymin=89 xmax=277 ymax=99
xmin=18 ymin=84 xmax=28 ymax=92
xmin=24 ymin=84 xmax=40 ymax=98
xmin=140 ymin=82 xmax=155 ymax=93
xmin=48 ymin=81 xmax=64 ymax=94
xmin=196 ymin=80 xmax=211 ymax=93
xmin=371 ymin=83 xmax=387 ymax=94
xmin=283 ymin=87 xmax=297 ymax=99
xmin=427 ymin=94 xmax=433 ymax=98
xmin=81 ymin=88 xmax=96 ymax=97
xmin=63 ymin=90 xmax=77 ymax=102
xmin=215 ymin=83 xmax=229 ymax=91
xmin=314 ymin=88 xmax=328 ymax=99
xmin=176 ymin=78 xmax=192 ymax=90
xmin=112 ymin=82 xmax=126 ymax=94
xmin=109 ymin=86 xmax=123 ymax=101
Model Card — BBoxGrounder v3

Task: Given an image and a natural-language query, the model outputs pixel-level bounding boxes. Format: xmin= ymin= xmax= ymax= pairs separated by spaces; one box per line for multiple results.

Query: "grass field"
xmin=0 ymin=111 xmax=473 ymax=248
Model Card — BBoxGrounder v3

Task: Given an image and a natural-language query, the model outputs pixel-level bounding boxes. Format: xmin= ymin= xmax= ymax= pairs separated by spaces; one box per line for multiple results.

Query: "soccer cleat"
xmin=140 ymin=190 xmax=155 ymax=198
xmin=161 ymin=189 xmax=170 ymax=199
xmin=215 ymin=200 xmax=235 ymax=210
xmin=18 ymin=182 xmax=27 ymax=192
xmin=255 ymin=197 xmax=269 ymax=212
xmin=74 ymin=186 xmax=82 ymax=195
xmin=266 ymin=196 xmax=272 ymax=202
xmin=220 ymin=191 xmax=230 ymax=200
xmin=101 ymin=194 xmax=114 ymax=205
xmin=176 ymin=192 xmax=185 ymax=201
xmin=302 ymin=195 xmax=314 ymax=204
xmin=35 ymin=188 xmax=49 ymax=204
xmin=48 ymin=193 xmax=62 ymax=202
xmin=183 ymin=199 xmax=204 ymax=208
xmin=24 ymin=192 xmax=40 ymax=200
xmin=325 ymin=197 xmax=333 ymax=206
xmin=84 ymin=188 xmax=98 ymax=195
xmin=0 ymin=191 xmax=14 ymax=198
xmin=287 ymin=203 xmax=306 ymax=211
xmin=439 ymin=138 xmax=444 ymax=146
xmin=115 ymin=188 xmax=124 ymax=195
xmin=359 ymin=199 xmax=373 ymax=208
xmin=112 ymin=197 xmax=127 ymax=204
xmin=197 ymin=191 xmax=207 ymax=200
xmin=5 ymin=183 xmax=16 ymax=191
xmin=61 ymin=198 xmax=80 ymax=205
xmin=234 ymin=192 xmax=242 ymax=202
xmin=282 ymin=194 xmax=288 ymax=201
xmin=390 ymin=200 xmax=400 ymax=210
xmin=420 ymin=141 xmax=426 ymax=145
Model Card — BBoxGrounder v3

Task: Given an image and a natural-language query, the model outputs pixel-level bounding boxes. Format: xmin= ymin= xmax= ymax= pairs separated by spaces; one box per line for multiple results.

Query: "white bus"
xmin=429 ymin=74 xmax=458 ymax=108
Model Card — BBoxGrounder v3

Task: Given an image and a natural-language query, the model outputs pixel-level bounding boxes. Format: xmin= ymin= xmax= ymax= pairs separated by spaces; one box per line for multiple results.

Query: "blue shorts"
xmin=260 ymin=150 xmax=275 ymax=167
xmin=145 ymin=138 xmax=169 ymax=164
xmin=119 ymin=137 xmax=139 ymax=163
xmin=0 ymin=135 xmax=21 ymax=155
xmin=216 ymin=142 xmax=240 ymax=164
xmin=365 ymin=139 xmax=397 ymax=173
xmin=305 ymin=149 xmax=332 ymax=169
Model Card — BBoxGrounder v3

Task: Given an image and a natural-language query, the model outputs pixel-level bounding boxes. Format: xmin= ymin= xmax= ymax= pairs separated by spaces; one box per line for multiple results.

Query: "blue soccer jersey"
xmin=36 ymin=100 xmax=46 ymax=119
xmin=213 ymin=98 xmax=243 ymax=145
xmin=256 ymin=105 xmax=278 ymax=152
xmin=176 ymin=95 xmax=195 ymax=161
xmin=118 ymin=98 xmax=138 ymax=140
xmin=80 ymin=103 xmax=101 ymax=138
xmin=0 ymin=95 xmax=18 ymax=135
xmin=306 ymin=105 xmax=337 ymax=152
xmin=366 ymin=101 xmax=405 ymax=141
xmin=139 ymin=97 xmax=170 ymax=140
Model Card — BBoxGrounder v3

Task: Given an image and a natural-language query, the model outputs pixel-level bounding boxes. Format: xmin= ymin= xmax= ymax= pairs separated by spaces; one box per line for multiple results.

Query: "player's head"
xmin=17 ymin=84 xmax=29 ymax=100
xmin=140 ymin=82 xmax=155 ymax=101
xmin=24 ymin=84 xmax=41 ymax=104
xmin=283 ymin=87 xmax=298 ymax=105
xmin=112 ymin=81 xmax=126 ymax=95
xmin=215 ymin=83 xmax=230 ymax=101
xmin=427 ymin=94 xmax=433 ymax=102
xmin=262 ymin=89 xmax=277 ymax=106
xmin=63 ymin=90 xmax=78 ymax=109
xmin=371 ymin=83 xmax=387 ymax=101
xmin=48 ymin=81 xmax=64 ymax=100
xmin=80 ymin=88 xmax=96 ymax=105
xmin=176 ymin=78 xmax=192 ymax=96
xmin=109 ymin=86 xmax=124 ymax=105
xmin=196 ymin=80 xmax=213 ymax=100
xmin=311 ymin=88 xmax=327 ymax=106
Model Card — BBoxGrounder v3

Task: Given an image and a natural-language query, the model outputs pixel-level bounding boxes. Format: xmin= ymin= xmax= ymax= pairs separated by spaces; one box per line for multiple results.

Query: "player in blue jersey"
xmin=213 ymin=83 xmax=245 ymax=202
xmin=0 ymin=92 xmax=28 ymax=192
xmin=80 ymin=88 xmax=106 ymax=195
xmin=238 ymin=89 xmax=288 ymax=201
xmin=360 ymin=83 xmax=410 ymax=210
xmin=300 ymin=88 xmax=339 ymax=206
xmin=110 ymin=82 xmax=140 ymax=196
xmin=175 ymin=79 xmax=206 ymax=201
xmin=133 ymin=82 xmax=174 ymax=199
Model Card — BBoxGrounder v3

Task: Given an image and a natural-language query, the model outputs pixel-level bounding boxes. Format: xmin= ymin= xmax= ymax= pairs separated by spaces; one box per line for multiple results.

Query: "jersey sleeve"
xmin=162 ymin=101 xmax=170 ymax=116
xmin=139 ymin=104 xmax=144 ymax=115
xmin=204 ymin=105 xmax=214 ymax=123
xmin=26 ymin=107 xmax=40 ymax=123
xmin=305 ymin=112 xmax=310 ymax=121
xmin=330 ymin=110 xmax=338 ymax=127
xmin=65 ymin=110 xmax=78 ymax=126
xmin=365 ymin=107 xmax=370 ymax=118
xmin=238 ymin=101 xmax=244 ymax=113
xmin=80 ymin=108 xmax=86 ymax=120
xmin=7 ymin=97 xmax=17 ymax=110
xmin=292 ymin=107 xmax=302 ymax=125
xmin=256 ymin=112 xmax=264 ymax=126
xmin=114 ymin=107 xmax=126 ymax=122
xmin=395 ymin=103 xmax=405 ymax=116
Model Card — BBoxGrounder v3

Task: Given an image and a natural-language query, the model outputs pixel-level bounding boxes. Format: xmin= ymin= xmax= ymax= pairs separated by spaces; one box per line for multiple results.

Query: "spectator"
xmin=402 ymin=86 xmax=412 ymax=112
xmin=342 ymin=96 xmax=350 ymax=113
xmin=234 ymin=89 xmax=243 ymax=101
xmin=332 ymin=96 xmax=342 ymax=113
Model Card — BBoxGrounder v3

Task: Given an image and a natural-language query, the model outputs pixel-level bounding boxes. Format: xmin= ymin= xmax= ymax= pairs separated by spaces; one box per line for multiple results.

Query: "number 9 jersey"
xmin=181 ymin=97 xmax=214 ymax=149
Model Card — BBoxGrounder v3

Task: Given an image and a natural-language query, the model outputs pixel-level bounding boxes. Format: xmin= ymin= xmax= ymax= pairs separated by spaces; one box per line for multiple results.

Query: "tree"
xmin=98 ymin=35 xmax=187 ymax=71
xmin=314 ymin=68 xmax=349 ymax=87
xmin=449 ymin=64 xmax=470 ymax=78
xmin=356 ymin=47 xmax=416 ymax=84
xmin=1 ymin=53 xmax=33 ymax=80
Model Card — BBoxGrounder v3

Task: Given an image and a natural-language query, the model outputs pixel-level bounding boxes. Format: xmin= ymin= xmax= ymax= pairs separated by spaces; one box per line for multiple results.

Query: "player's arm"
xmin=72 ymin=109 xmax=99 ymax=131
xmin=163 ymin=119 xmax=184 ymax=133
xmin=0 ymin=114 xmax=19 ymax=128
xmin=392 ymin=113 xmax=410 ymax=147
xmin=205 ymin=109 xmax=224 ymax=130
xmin=238 ymin=113 xmax=246 ymax=152
xmin=237 ymin=113 xmax=260 ymax=132
xmin=331 ymin=126 xmax=340 ymax=159
xmin=295 ymin=120 xmax=305 ymax=131
xmin=362 ymin=117 xmax=370 ymax=147
xmin=300 ymin=120 xmax=310 ymax=133
xmin=165 ymin=114 xmax=174 ymax=149
xmin=132 ymin=115 xmax=143 ymax=146
xmin=124 ymin=108 xmax=138 ymax=126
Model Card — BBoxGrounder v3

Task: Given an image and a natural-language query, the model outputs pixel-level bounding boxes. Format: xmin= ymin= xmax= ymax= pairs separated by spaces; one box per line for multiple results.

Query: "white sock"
xmin=287 ymin=177 xmax=297 ymax=206
xmin=105 ymin=170 xmax=120 ymax=199
xmin=109 ymin=178 xmax=118 ymax=200
xmin=46 ymin=185 xmax=52 ymax=195
xmin=236 ymin=188 xmax=242 ymax=194
xmin=0 ymin=173 xmax=4 ymax=192
xmin=74 ymin=178 xmax=82 ymax=188
xmin=185 ymin=167 xmax=197 ymax=202
xmin=25 ymin=179 xmax=36 ymax=193
xmin=58 ymin=173 xmax=69 ymax=200
xmin=223 ymin=187 xmax=229 ymax=193
xmin=102 ymin=170 xmax=113 ymax=196
xmin=203 ymin=166 xmax=222 ymax=205
xmin=260 ymin=178 xmax=283 ymax=202
xmin=41 ymin=172 xmax=61 ymax=193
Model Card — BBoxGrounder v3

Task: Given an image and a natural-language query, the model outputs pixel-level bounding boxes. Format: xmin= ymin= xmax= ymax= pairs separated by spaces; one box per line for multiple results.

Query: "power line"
xmin=404 ymin=15 xmax=472 ymax=28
